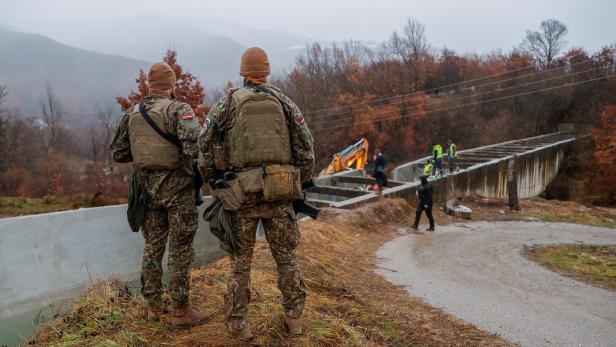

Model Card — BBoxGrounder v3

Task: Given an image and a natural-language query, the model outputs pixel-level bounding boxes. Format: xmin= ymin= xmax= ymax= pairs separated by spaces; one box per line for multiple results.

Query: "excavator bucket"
xmin=320 ymin=138 xmax=369 ymax=176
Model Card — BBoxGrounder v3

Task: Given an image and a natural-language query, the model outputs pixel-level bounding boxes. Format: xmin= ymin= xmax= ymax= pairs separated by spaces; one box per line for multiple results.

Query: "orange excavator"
xmin=320 ymin=138 xmax=369 ymax=176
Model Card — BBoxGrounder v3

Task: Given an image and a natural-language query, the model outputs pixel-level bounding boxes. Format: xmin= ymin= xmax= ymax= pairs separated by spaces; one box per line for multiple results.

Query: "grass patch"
xmin=30 ymin=199 xmax=512 ymax=346
xmin=524 ymin=210 xmax=616 ymax=228
xmin=0 ymin=196 xmax=75 ymax=218
xmin=519 ymin=199 xmax=616 ymax=229
xmin=0 ymin=195 xmax=126 ymax=218
xmin=526 ymin=244 xmax=616 ymax=291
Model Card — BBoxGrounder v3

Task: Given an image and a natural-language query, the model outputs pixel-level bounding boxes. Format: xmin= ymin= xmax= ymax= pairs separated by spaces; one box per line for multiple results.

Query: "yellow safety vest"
xmin=423 ymin=163 xmax=433 ymax=176
xmin=449 ymin=143 xmax=457 ymax=158
xmin=433 ymin=145 xmax=443 ymax=159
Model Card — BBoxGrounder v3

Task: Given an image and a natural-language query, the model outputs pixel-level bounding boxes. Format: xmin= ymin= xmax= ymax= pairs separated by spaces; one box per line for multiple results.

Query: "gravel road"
xmin=376 ymin=221 xmax=616 ymax=347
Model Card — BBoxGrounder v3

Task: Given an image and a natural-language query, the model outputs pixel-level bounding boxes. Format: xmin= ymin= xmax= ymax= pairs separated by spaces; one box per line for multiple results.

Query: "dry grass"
xmin=525 ymin=244 xmax=616 ymax=292
xmin=0 ymin=196 xmax=77 ymax=218
xmin=521 ymin=199 xmax=616 ymax=228
xmin=447 ymin=197 xmax=616 ymax=229
xmin=0 ymin=195 xmax=126 ymax=218
xmin=30 ymin=198 xmax=512 ymax=347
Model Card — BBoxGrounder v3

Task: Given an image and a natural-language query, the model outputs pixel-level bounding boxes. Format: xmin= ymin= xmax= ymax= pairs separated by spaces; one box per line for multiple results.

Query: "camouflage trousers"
xmin=141 ymin=187 xmax=198 ymax=309
xmin=225 ymin=202 xmax=306 ymax=330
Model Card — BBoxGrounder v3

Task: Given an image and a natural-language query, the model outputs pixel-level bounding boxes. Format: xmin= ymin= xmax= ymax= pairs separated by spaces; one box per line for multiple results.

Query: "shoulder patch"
xmin=182 ymin=113 xmax=194 ymax=120
xmin=298 ymin=114 xmax=306 ymax=124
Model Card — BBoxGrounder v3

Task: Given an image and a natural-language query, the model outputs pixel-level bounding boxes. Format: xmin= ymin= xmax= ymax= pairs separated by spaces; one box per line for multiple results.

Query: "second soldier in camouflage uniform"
xmin=111 ymin=62 xmax=208 ymax=327
xmin=198 ymin=47 xmax=315 ymax=339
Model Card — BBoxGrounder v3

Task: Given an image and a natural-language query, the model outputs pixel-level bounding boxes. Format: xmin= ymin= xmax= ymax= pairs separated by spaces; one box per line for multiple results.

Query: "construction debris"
xmin=445 ymin=199 xmax=472 ymax=219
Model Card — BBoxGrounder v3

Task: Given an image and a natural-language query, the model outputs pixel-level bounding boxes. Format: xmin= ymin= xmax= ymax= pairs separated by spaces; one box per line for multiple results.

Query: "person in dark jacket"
xmin=372 ymin=149 xmax=388 ymax=193
xmin=410 ymin=175 xmax=435 ymax=231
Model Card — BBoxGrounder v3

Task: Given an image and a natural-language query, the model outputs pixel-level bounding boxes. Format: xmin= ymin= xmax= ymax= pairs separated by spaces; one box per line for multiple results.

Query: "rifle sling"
xmin=138 ymin=102 xmax=182 ymax=148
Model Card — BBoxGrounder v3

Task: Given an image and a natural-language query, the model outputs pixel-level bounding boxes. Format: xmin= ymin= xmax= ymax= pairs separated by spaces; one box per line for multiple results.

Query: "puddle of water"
xmin=0 ymin=249 xmax=227 ymax=346
xmin=0 ymin=301 xmax=71 ymax=347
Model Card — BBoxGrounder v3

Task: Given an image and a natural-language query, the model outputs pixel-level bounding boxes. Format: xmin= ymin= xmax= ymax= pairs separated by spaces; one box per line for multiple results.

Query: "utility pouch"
xmin=213 ymin=143 xmax=229 ymax=171
xmin=237 ymin=168 xmax=264 ymax=194
xmin=213 ymin=177 xmax=245 ymax=211
xmin=262 ymin=164 xmax=302 ymax=202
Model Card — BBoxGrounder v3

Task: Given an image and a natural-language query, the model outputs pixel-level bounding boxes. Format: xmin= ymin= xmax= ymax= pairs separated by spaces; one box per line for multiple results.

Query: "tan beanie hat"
xmin=148 ymin=62 xmax=176 ymax=94
xmin=240 ymin=47 xmax=270 ymax=77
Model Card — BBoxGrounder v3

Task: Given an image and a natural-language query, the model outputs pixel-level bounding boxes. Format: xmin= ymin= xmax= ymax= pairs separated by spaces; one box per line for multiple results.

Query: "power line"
xmin=310 ymin=65 xmax=607 ymax=128
xmin=309 ymin=74 xmax=613 ymax=132
xmin=304 ymin=55 xmax=603 ymax=116
xmin=305 ymin=62 xmax=540 ymax=114
xmin=310 ymin=59 xmax=603 ymax=122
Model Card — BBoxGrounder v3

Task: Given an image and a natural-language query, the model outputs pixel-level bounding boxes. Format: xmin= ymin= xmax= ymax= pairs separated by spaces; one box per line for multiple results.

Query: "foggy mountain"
xmin=0 ymin=16 xmax=317 ymax=118
xmin=5 ymin=16 xmax=314 ymax=86
xmin=0 ymin=29 xmax=148 ymax=119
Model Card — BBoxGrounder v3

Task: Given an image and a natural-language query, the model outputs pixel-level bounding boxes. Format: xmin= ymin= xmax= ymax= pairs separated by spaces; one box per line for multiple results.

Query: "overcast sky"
xmin=1 ymin=0 xmax=615 ymax=53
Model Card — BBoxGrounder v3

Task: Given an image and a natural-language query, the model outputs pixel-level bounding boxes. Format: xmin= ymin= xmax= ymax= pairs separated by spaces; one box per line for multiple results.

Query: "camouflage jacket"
xmin=110 ymin=95 xmax=201 ymax=203
xmin=198 ymin=84 xmax=315 ymax=182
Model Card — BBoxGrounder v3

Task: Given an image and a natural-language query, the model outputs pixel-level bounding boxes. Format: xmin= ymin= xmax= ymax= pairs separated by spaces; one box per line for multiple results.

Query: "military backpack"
xmin=128 ymin=99 xmax=182 ymax=169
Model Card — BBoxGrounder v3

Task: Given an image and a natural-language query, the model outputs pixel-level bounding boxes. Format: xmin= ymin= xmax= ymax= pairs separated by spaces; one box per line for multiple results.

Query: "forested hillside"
xmin=0 ymin=19 xmax=614 ymax=206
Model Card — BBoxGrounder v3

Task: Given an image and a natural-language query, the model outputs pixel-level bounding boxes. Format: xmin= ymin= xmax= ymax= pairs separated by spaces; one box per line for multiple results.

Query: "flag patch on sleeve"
xmin=299 ymin=115 xmax=305 ymax=124
xmin=182 ymin=114 xmax=193 ymax=120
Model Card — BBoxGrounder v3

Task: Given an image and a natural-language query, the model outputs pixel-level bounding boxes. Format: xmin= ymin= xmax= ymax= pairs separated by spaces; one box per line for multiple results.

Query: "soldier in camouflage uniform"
xmin=110 ymin=62 xmax=208 ymax=327
xmin=198 ymin=47 xmax=315 ymax=339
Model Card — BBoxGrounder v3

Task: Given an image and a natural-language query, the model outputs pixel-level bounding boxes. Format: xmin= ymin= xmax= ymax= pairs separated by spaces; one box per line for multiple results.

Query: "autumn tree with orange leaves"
xmin=116 ymin=50 xmax=208 ymax=123
xmin=590 ymin=105 xmax=616 ymax=204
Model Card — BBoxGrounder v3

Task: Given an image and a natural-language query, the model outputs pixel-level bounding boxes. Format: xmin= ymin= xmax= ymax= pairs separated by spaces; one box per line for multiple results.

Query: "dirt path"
xmin=377 ymin=221 xmax=616 ymax=347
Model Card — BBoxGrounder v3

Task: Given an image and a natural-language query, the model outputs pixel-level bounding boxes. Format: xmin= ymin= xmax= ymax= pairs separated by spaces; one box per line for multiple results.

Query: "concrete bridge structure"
xmin=309 ymin=132 xmax=576 ymax=207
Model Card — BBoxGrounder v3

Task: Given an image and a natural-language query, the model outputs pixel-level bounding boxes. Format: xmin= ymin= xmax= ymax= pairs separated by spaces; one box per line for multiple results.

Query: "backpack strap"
xmin=138 ymin=102 xmax=182 ymax=148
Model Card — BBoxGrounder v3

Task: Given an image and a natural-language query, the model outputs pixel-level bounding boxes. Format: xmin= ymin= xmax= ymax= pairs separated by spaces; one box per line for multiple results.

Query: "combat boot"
xmin=170 ymin=304 xmax=210 ymax=328
xmin=409 ymin=224 xmax=418 ymax=230
xmin=228 ymin=323 xmax=254 ymax=340
xmin=285 ymin=316 xmax=302 ymax=335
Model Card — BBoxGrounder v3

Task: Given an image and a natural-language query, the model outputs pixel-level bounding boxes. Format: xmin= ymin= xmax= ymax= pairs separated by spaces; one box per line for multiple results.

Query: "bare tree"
xmin=385 ymin=18 xmax=430 ymax=90
xmin=40 ymin=84 xmax=63 ymax=152
xmin=403 ymin=19 xmax=429 ymax=61
xmin=97 ymin=106 xmax=119 ymax=187
xmin=0 ymin=85 xmax=7 ymax=107
xmin=522 ymin=19 xmax=568 ymax=67
xmin=0 ymin=85 xmax=7 ymax=172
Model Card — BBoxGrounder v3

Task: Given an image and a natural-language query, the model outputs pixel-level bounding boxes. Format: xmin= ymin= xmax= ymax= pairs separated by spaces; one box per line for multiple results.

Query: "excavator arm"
xmin=320 ymin=138 xmax=369 ymax=176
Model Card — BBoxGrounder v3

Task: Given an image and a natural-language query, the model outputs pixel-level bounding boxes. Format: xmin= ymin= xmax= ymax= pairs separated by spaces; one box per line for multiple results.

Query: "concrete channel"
xmin=0 ymin=199 xmax=223 ymax=346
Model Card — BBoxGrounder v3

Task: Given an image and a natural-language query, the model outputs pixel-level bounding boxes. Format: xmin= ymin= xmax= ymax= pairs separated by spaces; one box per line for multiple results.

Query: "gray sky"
xmin=1 ymin=0 xmax=615 ymax=53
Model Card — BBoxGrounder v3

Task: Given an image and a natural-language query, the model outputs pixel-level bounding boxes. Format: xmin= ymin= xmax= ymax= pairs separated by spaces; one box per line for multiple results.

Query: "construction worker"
xmin=410 ymin=175 xmax=435 ymax=232
xmin=423 ymin=159 xmax=433 ymax=178
xmin=372 ymin=149 xmax=387 ymax=193
xmin=447 ymin=139 xmax=457 ymax=174
xmin=432 ymin=143 xmax=443 ymax=177
xmin=198 ymin=47 xmax=315 ymax=340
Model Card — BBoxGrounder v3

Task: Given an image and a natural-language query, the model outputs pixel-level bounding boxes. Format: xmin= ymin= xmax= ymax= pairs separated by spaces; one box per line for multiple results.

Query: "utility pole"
xmin=507 ymin=155 xmax=519 ymax=211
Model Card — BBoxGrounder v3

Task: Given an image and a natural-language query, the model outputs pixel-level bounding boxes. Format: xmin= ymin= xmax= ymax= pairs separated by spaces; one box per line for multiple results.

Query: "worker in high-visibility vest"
xmin=432 ymin=143 xmax=443 ymax=177
xmin=423 ymin=159 xmax=433 ymax=177
xmin=447 ymin=139 xmax=457 ymax=174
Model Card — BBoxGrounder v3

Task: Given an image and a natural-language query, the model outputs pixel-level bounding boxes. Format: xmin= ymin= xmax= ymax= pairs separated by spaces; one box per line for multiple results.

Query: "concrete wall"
xmin=0 ymin=197 xmax=223 ymax=319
